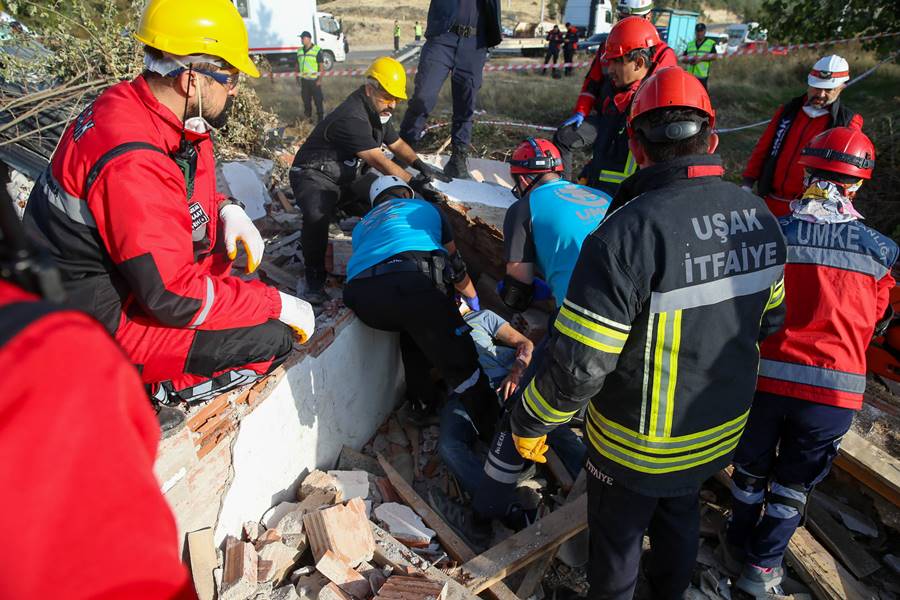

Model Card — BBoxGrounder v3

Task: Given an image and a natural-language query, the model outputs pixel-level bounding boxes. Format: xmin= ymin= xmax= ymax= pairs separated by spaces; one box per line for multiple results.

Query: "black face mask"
xmin=205 ymin=95 xmax=234 ymax=130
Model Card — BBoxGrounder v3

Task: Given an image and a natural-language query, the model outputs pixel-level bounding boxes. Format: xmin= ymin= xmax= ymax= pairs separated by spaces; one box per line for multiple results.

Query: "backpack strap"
xmin=83 ymin=142 xmax=167 ymax=198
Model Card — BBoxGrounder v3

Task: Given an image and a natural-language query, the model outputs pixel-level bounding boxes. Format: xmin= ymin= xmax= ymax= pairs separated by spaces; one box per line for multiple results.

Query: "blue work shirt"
xmin=464 ymin=309 xmax=517 ymax=385
xmin=346 ymin=198 xmax=452 ymax=281
xmin=503 ymin=179 xmax=612 ymax=306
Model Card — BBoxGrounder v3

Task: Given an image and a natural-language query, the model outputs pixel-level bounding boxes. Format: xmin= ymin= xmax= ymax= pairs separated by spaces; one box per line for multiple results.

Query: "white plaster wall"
xmin=214 ymin=319 xmax=404 ymax=543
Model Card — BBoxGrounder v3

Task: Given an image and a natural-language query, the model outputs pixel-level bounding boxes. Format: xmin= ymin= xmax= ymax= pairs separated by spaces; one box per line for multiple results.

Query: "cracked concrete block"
xmin=373 ymin=503 xmax=435 ymax=547
xmin=300 ymin=470 xmax=342 ymax=500
xmin=243 ymin=521 xmax=265 ymax=544
xmin=328 ymin=470 xmax=371 ymax=500
xmin=271 ymin=584 xmax=301 ymax=600
xmin=320 ymin=582 xmax=354 ymax=600
xmin=315 ymin=550 xmax=371 ymax=599
xmin=303 ymin=497 xmax=375 ymax=566
xmin=263 ymin=501 xmax=301 ymax=529
xmin=275 ymin=508 xmax=309 ymax=550
xmin=258 ymin=541 xmax=301 ymax=584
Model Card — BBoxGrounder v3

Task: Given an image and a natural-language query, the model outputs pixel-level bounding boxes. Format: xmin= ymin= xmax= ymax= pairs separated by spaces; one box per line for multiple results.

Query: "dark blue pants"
xmin=399 ymin=32 xmax=487 ymax=147
xmin=439 ymin=396 xmax=585 ymax=505
xmin=587 ymin=461 xmax=699 ymax=600
xmin=726 ymin=392 xmax=854 ymax=568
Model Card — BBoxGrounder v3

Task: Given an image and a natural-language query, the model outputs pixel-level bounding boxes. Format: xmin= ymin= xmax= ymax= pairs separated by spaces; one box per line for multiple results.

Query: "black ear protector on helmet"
xmin=637 ymin=118 xmax=707 ymax=143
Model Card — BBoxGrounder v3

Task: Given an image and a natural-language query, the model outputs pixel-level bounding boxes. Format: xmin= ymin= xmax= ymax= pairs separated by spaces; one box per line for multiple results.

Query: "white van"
xmin=232 ymin=0 xmax=347 ymax=72
xmin=562 ymin=0 xmax=614 ymax=37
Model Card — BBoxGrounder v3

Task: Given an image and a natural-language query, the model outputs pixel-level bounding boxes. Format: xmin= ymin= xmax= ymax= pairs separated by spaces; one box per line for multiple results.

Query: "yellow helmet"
xmin=135 ymin=0 xmax=259 ymax=78
xmin=365 ymin=57 xmax=408 ymax=100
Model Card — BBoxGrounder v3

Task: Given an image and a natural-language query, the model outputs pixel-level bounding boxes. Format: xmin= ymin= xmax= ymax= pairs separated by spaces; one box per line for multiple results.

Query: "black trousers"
xmin=543 ymin=47 xmax=560 ymax=72
xmin=300 ymin=78 xmax=324 ymax=122
xmin=290 ymin=168 xmax=375 ymax=285
xmin=587 ymin=461 xmax=699 ymax=600
xmin=563 ymin=46 xmax=575 ymax=75
xmin=343 ymin=270 xmax=499 ymax=437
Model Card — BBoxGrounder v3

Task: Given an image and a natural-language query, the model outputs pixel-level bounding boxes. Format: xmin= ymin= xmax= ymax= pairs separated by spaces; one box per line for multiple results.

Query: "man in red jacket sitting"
xmin=742 ymin=55 xmax=863 ymax=217
xmin=723 ymin=127 xmax=896 ymax=596
xmin=23 ymin=0 xmax=315 ymax=436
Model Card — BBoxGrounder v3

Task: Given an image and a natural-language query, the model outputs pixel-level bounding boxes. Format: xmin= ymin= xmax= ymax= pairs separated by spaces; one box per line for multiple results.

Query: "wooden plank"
xmin=371 ymin=522 xmax=479 ymax=600
xmin=833 ymin=429 xmax=900 ymax=508
xmin=785 ymin=527 xmax=875 ymax=600
xmin=544 ymin=449 xmax=573 ymax=494
xmin=807 ymin=502 xmax=880 ymax=579
xmin=376 ymin=454 xmax=519 ymax=600
xmin=186 ymin=528 xmax=217 ymax=600
xmin=458 ymin=494 xmax=588 ymax=594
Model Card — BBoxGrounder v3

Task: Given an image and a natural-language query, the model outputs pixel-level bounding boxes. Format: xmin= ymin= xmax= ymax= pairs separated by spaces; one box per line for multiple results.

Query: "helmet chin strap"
xmin=513 ymin=174 xmax=540 ymax=199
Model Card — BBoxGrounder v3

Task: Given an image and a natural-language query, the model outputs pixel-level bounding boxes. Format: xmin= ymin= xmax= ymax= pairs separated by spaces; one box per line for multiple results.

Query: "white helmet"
xmin=617 ymin=0 xmax=653 ymax=17
xmin=369 ymin=174 xmax=414 ymax=206
xmin=808 ymin=55 xmax=850 ymax=89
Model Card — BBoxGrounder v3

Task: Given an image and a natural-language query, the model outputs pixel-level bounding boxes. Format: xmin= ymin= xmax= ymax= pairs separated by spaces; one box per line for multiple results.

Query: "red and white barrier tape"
xmin=263 ymin=31 xmax=899 ymax=80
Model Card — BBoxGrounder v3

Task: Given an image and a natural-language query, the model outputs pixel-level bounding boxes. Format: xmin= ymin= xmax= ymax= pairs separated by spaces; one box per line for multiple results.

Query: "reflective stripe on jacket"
xmin=684 ymin=38 xmax=716 ymax=78
xmin=297 ymin=44 xmax=322 ymax=79
xmin=511 ymin=155 xmax=788 ymax=496
xmin=756 ymin=216 xmax=898 ymax=409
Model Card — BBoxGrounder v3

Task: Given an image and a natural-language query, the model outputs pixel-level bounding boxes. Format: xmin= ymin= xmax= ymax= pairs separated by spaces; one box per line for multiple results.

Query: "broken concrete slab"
xmin=304 ymin=497 xmax=376 ymax=566
xmin=187 ymin=528 xmax=217 ymax=600
xmin=221 ymin=536 xmax=259 ymax=600
xmin=243 ymin=521 xmax=265 ymax=544
xmin=300 ymin=469 xmax=342 ymax=501
xmin=329 ymin=470 xmax=371 ymax=500
xmin=373 ymin=503 xmax=436 ymax=548
xmin=320 ymin=582 xmax=355 ymax=600
xmin=255 ymin=528 xmax=284 ymax=551
xmin=258 ymin=540 xmax=301 ymax=584
xmin=263 ymin=501 xmax=301 ymax=529
xmin=316 ymin=549 xmax=373 ymax=599
xmin=375 ymin=575 xmax=448 ymax=600
xmin=275 ymin=508 xmax=308 ymax=550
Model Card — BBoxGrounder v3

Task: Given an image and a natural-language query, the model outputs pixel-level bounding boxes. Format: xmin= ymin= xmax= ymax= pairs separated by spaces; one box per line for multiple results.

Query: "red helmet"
xmin=799 ymin=127 xmax=875 ymax=180
xmin=602 ymin=16 xmax=661 ymax=60
xmin=509 ymin=137 xmax=564 ymax=175
xmin=628 ymin=66 xmax=715 ymax=139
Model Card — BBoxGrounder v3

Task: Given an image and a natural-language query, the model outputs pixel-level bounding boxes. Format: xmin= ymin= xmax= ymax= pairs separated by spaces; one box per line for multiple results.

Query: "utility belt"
xmin=353 ymin=251 xmax=452 ymax=295
xmin=450 ymin=23 xmax=476 ymax=38
xmin=293 ymin=156 xmax=362 ymax=184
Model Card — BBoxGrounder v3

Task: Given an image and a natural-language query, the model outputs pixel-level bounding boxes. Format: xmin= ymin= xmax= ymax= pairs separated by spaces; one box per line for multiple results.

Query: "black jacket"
xmin=511 ymin=155 xmax=788 ymax=496
xmin=425 ymin=0 xmax=502 ymax=47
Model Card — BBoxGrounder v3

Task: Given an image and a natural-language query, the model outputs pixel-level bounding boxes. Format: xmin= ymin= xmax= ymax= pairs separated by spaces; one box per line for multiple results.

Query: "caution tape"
xmin=264 ymin=31 xmax=900 ymax=80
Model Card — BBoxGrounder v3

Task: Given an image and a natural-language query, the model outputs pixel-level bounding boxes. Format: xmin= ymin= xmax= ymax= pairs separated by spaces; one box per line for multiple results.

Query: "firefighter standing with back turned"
xmin=23 ymin=0 xmax=315 ymax=437
xmin=722 ymin=127 xmax=897 ymax=597
xmin=510 ymin=67 xmax=787 ymax=600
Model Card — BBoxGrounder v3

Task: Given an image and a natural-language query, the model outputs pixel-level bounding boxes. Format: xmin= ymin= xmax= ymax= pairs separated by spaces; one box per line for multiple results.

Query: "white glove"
xmin=278 ymin=291 xmax=316 ymax=343
xmin=220 ymin=203 xmax=264 ymax=274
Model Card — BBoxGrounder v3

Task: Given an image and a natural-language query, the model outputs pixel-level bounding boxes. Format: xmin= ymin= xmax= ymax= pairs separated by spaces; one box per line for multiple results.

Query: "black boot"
xmin=155 ymin=403 xmax=186 ymax=440
xmin=443 ymin=145 xmax=472 ymax=180
xmin=302 ymin=268 xmax=329 ymax=305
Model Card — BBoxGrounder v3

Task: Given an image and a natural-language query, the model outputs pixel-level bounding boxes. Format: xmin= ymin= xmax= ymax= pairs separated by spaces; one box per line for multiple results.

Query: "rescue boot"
xmin=443 ymin=145 xmax=472 ymax=180
xmin=301 ymin=268 xmax=329 ymax=306
xmin=427 ymin=487 xmax=492 ymax=552
xmin=155 ymin=403 xmax=186 ymax=440
xmin=735 ymin=564 xmax=784 ymax=597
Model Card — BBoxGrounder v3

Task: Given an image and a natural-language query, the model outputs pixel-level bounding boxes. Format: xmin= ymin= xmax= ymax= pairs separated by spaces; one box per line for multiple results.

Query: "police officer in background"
xmin=343 ymin=175 xmax=501 ymax=436
xmin=399 ymin=0 xmax=502 ymax=180
xmin=681 ymin=23 xmax=717 ymax=89
xmin=297 ymin=31 xmax=325 ymax=123
xmin=290 ymin=57 xmax=450 ymax=305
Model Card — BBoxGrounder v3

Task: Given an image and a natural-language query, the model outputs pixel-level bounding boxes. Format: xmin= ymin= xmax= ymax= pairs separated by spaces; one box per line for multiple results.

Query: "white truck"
xmin=232 ymin=0 xmax=347 ymax=72
xmin=562 ymin=0 xmax=614 ymax=37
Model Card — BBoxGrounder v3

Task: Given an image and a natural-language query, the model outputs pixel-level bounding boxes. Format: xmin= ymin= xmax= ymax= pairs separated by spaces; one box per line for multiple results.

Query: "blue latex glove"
xmin=561 ymin=112 xmax=585 ymax=129
xmin=533 ymin=278 xmax=552 ymax=301
xmin=465 ymin=295 xmax=481 ymax=312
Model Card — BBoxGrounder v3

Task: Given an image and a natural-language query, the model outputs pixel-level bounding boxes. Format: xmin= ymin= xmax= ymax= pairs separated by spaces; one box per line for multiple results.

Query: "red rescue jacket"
xmin=23 ymin=75 xmax=281 ymax=336
xmin=573 ymin=41 xmax=677 ymax=116
xmin=757 ymin=217 xmax=898 ymax=410
xmin=0 ymin=280 xmax=195 ymax=599
xmin=743 ymin=97 xmax=863 ymax=217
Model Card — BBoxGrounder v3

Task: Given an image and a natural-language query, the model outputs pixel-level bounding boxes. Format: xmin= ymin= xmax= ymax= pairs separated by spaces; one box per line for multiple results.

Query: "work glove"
xmin=220 ymin=203 xmax=265 ymax=274
xmin=413 ymin=158 xmax=453 ymax=183
xmin=278 ymin=291 xmax=316 ymax=343
xmin=464 ymin=294 xmax=480 ymax=312
xmin=533 ymin=277 xmax=552 ymax=301
xmin=409 ymin=173 xmax=447 ymax=204
xmin=512 ymin=433 xmax=549 ymax=464
xmin=561 ymin=112 xmax=585 ymax=129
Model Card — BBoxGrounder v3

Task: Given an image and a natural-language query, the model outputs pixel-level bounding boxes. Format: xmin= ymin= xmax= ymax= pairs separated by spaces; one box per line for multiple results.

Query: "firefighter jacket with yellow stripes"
xmin=579 ymin=78 xmax=638 ymax=196
xmin=511 ymin=155 xmax=788 ymax=496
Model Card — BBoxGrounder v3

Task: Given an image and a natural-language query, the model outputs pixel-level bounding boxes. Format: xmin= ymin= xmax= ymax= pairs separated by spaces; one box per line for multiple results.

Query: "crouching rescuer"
xmin=510 ymin=67 xmax=787 ymax=600
xmin=343 ymin=175 xmax=501 ymax=437
xmin=22 ymin=0 xmax=315 ymax=436
xmin=722 ymin=127 xmax=897 ymax=597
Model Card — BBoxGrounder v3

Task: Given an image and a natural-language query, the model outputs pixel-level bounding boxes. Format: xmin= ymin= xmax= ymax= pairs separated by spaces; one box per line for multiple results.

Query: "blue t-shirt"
xmin=503 ymin=180 xmax=611 ymax=306
xmin=464 ymin=310 xmax=517 ymax=384
xmin=346 ymin=198 xmax=452 ymax=280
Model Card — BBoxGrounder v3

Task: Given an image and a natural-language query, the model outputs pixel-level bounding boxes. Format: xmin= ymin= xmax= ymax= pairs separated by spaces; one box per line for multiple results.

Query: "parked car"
xmin=577 ymin=32 xmax=608 ymax=53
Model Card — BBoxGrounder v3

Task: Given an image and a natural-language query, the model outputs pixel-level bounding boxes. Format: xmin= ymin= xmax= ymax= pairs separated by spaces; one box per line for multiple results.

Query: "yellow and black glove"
xmin=512 ymin=433 xmax=549 ymax=464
